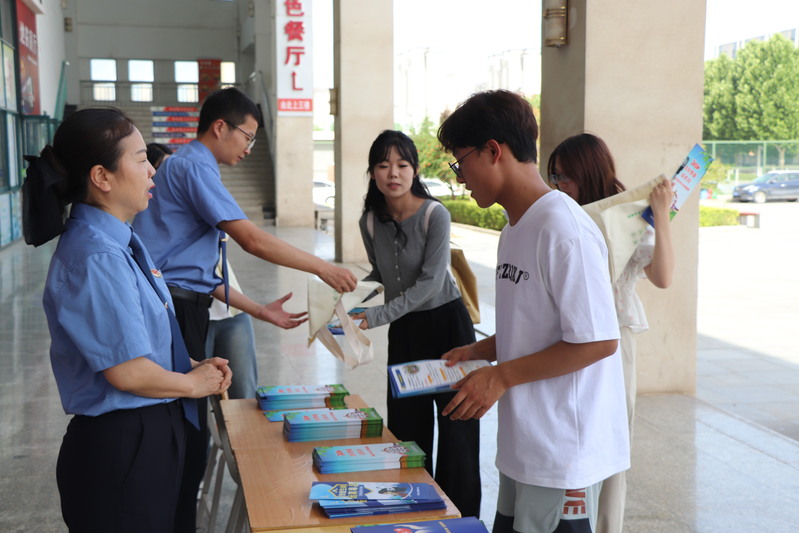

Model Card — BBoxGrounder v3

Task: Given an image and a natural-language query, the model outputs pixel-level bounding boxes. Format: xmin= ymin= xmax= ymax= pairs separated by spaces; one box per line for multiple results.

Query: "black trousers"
xmin=386 ymin=298 xmax=482 ymax=518
xmin=57 ymin=402 xmax=186 ymax=533
xmin=172 ymin=295 xmax=211 ymax=533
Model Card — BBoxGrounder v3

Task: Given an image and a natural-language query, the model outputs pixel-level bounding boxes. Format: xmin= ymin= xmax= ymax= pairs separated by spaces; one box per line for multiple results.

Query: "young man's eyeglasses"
xmin=225 ymin=120 xmax=257 ymax=151
xmin=448 ymin=147 xmax=479 ymax=179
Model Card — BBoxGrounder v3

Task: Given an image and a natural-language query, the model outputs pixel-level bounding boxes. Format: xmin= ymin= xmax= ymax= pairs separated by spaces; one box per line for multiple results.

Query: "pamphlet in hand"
xmin=327 ymin=306 xmax=367 ymax=335
xmin=388 ymin=359 xmax=491 ymax=399
xmin=641 ymin=143 xmax=714 ymax=227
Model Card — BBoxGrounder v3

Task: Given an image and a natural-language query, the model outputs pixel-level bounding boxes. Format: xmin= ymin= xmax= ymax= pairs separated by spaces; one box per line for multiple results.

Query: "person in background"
xmin=133 ymin=87 xmax=356 ymax=532
xmin=547 ymin=133 xmax=674 ymax=533
xmin=146 ymin=142 xmax=174 ymax=170
xmin=351 ymin=130 xmax=481 ymax=518
xmin=437 ymin=90 xmax=629 ymax=533
xmin=24 ymin=107 xmax=231 ymax=532
xmin=145 ymin=142 xmax=306 ymax=400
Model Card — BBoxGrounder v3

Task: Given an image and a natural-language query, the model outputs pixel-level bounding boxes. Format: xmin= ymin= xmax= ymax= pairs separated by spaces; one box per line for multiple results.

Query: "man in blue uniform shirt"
xmin=133 ymin=87 xmax=357 ymax=532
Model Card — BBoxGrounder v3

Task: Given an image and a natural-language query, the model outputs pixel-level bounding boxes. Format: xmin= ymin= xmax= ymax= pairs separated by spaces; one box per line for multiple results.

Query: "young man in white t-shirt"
xmin=438 ymin=90 xmax=630 ymax=533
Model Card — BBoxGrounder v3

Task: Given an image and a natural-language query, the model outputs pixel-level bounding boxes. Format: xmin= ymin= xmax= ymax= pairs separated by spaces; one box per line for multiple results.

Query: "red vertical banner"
xmin=276 ymin=0 xmax=313 ymax=115
xmin=198 ymin=59 xmax=222 ymax=104
xmin=16 ymin=0 xmax=40 ymax=115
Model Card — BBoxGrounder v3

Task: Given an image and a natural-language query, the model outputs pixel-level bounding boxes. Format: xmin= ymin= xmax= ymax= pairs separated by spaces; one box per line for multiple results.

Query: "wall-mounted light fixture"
xmin=248 ymin=0 xmax=254 ymax=17
xmin=543 ymin=0 xmax=568 ymax=48
xmin=64 ymin=17 xmax=73 ymax=32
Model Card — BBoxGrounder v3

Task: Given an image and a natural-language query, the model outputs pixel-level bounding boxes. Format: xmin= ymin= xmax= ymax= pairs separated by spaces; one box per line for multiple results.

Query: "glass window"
xmin=221 ymin=61 xmax=236 ymax=85
xmin=0 ymin=112 xmax=8 ymax=190
xmin=129 ymin=60 xmax=154 ymax=81
xmin=90 ymin=59 xmax=117 ymax=81
xmin=175 ymin=61 xmax=199 ymax=103
xmin=175 ymin=61 xmax=198 ymax=83
xmin=91 ymin=59 xmax=117 ymax=101
xmin=2 ymin=43 xmax=15 ymax=109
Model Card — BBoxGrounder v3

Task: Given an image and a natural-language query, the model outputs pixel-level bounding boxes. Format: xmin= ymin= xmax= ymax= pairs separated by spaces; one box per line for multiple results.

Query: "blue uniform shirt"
xmin=43 ymin=203 xmax=175 ymax=416
xmin=132 ymin=140 xmax=246 ymax=293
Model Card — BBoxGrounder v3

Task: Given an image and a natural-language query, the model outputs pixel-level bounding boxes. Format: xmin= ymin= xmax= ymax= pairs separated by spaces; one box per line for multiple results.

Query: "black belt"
xmin=167 ymin=285 xmax=213 ymax=307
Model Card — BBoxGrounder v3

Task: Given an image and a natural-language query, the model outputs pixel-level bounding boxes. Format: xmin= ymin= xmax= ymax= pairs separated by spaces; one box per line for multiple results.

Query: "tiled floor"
xmin=1 ymin=201 xmax=798 ymax=532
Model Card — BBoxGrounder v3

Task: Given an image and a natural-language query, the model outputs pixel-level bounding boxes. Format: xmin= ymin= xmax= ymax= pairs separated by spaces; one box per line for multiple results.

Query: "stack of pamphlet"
xmin=350 ymin=517 xmax=489 ymax=532
xmin=312 ymin=441 xmax=426 ymax=474
xmin=309 ymin=481 xmax=445 ymax=518
xmin=283 ymin=407 xmax=384 ymax=442
xmin=255 ymin=384 xmax=350 ymax=411
xmin=388 ymin=359 xmax=491 ymax=399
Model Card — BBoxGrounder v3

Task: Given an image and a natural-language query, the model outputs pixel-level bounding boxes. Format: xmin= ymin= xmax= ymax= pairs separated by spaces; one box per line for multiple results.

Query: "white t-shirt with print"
xmin=494 ymin=190 xmax=630 ymax=489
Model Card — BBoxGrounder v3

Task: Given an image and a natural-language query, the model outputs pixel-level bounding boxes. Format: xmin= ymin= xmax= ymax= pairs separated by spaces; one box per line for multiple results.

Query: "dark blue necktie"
xmin=129 ymin=230 xmax=200 ymax=430
xmin=219 ymin=231 xmax=229 ymax=310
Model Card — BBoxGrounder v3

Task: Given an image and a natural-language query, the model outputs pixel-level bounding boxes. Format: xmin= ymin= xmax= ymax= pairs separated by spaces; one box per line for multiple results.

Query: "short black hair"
xmin=146 ymin=142 xmax=174 ymax=169
xmin=197 ymin=87 xmax=261 ymax=135
xmin=438 ymin=90 xmax=539 ymax=164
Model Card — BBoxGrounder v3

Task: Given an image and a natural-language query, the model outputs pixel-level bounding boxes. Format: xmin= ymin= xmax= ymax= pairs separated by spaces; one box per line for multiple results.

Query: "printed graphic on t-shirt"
xmin=496 ymin=263 xmax=529 ymax=285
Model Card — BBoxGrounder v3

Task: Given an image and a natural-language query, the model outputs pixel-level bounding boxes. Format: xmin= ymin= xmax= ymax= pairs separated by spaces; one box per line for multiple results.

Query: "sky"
xmin=312 ymin=0 xmax=799 ymax=89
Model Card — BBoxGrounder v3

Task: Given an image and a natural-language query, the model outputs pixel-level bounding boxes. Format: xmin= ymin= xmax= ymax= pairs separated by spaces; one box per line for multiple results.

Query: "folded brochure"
xmin=388 ymin=359 xmax=491 ymax=398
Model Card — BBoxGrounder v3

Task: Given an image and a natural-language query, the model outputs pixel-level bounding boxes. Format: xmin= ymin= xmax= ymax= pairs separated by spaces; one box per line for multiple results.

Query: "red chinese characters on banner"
xmin=277 ymin=0 xmax=313 ymax=114
xmin=198 ymin=59 xmax=221 ymax=105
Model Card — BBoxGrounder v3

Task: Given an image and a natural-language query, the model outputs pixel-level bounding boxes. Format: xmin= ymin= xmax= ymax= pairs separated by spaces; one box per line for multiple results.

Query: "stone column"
xmin=333 ymin=0 xmax=394 ymax=263
xmin=540 ymin=0 xmax=707 ymax=393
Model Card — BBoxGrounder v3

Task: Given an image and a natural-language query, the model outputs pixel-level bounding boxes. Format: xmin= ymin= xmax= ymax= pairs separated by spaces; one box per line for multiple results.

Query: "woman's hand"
xmin=253 ymin=292 xmax=308 ymax=329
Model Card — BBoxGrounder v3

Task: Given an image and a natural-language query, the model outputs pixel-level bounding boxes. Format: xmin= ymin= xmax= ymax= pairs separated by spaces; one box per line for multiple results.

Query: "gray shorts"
xmin=495 ymin=472 xmax=602 ymax=533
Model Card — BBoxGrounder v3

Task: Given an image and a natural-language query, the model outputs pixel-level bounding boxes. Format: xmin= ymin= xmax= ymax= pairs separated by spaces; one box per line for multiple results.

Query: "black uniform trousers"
xmin=171 ymin=295 xmax=212 ymax=533
xmin=57 ymin=401 xmax=186 ymax=533
xmin=386 ymin=298 xmax=482 ymax=518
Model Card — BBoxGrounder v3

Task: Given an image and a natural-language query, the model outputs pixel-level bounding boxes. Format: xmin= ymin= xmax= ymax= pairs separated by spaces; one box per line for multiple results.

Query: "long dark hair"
xmin=363 ymin=130 xmax=437 ymax=247
xmin=547 ymin=133 xmax=625 ymax=205
xmin=22 ymin=107 xmax=136 ymax=245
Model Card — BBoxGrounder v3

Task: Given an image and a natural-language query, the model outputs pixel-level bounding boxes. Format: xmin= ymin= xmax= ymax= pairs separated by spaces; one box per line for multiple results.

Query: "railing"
xmin=241 ymin=71 xmax=275 ymax=159
xmin=80 ymin=80 xmax=201 ymax=107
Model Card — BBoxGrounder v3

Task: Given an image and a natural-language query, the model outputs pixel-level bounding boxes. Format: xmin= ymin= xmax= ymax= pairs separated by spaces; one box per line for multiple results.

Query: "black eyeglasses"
xmin=448 ymin=147 xmax=479 ymax=179
xmin=549 ymin=173 xmax=571 ymax=185
xmin=225 ymin=121 xmax=256 ymax=151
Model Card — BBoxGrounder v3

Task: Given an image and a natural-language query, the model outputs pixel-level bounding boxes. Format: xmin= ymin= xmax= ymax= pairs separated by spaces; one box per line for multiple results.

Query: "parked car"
xmin=732 ymin=170 xmax=799 ymax=203
xmin=313 ymin=180 xmax=335 ymax=208
xmin=421 ymin=178 xmax=457 ymax=198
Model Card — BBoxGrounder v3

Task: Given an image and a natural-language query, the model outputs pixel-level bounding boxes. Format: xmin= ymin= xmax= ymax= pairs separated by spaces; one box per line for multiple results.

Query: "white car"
xmin=313 ymin=180 xmax=335 ymax=208
xmin=422 ymin=178 xmax=456 ymax=197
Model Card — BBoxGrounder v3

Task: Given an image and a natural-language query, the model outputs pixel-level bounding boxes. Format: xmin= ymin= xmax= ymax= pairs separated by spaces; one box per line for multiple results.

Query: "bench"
xmin=738 ymin=212 xmax=760 ymax=228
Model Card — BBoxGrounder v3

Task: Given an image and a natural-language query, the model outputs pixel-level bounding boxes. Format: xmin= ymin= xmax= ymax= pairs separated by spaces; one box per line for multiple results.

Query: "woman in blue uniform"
xmin=24 ymin=108 xmax=232 ymax=532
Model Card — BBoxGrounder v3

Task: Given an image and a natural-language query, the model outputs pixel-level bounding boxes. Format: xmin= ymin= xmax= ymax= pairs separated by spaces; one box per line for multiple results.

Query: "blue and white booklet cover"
xmin=641 ymin=143 xmax=714 ymax=227
xmin=310 ymin=482 xmax=440 ymax=502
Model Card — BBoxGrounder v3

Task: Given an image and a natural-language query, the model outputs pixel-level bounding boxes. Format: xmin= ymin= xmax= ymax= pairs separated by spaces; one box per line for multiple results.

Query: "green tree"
xmin=703 ymin=34 xmax=799 ymax=166
xmin=703 ymin=53 xmax=737 ymax=140
xmin=408 ymin=116 xmax=456 ymax=195
xmin=734 ymin=35 xmax=799 ymax=166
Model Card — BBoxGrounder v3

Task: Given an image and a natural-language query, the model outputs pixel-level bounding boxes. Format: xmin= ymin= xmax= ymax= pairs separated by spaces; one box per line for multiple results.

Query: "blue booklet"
xmin=350 ymin=517 xmax=489 ymax=532
xmin=641 ymin=144 xmax=714 ymax=227
xmin=310 ymin=482 xmax=441 ymax=502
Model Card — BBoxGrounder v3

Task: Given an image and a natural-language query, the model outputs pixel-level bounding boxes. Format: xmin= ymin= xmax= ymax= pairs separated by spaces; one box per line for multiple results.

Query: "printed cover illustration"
xmin=388 ymin=359 xmax=491 ymax=398
xmin=348 ymin=516 xmax=489 ymax=532
xmin=283 ymin=407 xmax=384 ymax=442
xmin=309 ymin=481 xmax=445 ymax=518
xmin=641 ymin=143 xmax=714 ymax=226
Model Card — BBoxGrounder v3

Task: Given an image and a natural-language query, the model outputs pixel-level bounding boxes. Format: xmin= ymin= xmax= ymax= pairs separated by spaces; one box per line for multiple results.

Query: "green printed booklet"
xmin=350 ymin=517 xmax=489 ymax=532
xmin=283 ymin=407 xmax=383 ymax=442
xmin=255 ymin=384 xmax=349 ymax=411
xmin=312 ymin=441 xmax=426 ymax=474
xmin=388 ymin=359 xmax=491 ymax=398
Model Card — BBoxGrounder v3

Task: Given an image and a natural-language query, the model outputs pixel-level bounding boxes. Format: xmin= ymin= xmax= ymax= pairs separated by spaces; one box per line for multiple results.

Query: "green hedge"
xmin=440 ymin=198 xmax=507 ymax=231
xmin=699 ymin=205 xmax=739 ymax=227
xmin=442 ymin=198 xmax=741 ymax=229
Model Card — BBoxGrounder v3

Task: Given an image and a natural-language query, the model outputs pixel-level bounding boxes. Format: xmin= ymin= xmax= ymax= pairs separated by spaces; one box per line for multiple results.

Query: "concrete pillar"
xmin=540 ymin=0 xmax=706 ymax=393
xmin=333 ymin=0 xmax=394 ymax=263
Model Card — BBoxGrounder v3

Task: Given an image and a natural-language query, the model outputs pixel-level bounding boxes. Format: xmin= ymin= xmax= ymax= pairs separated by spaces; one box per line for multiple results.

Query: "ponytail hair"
xmin=22 ymin=107 xmax=135 ymax=246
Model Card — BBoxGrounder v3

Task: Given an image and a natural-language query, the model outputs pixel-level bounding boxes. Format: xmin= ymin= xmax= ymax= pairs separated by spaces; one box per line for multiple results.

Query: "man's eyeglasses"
xmin=225 ymin=121 xmax=257 ymax=151
xmin=448 ymin=147 xmax=479 ymax=179
xmin=549 ymin=173 xmax=571 ymax=185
